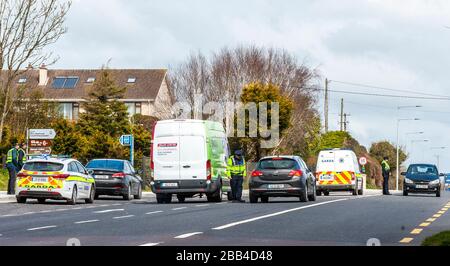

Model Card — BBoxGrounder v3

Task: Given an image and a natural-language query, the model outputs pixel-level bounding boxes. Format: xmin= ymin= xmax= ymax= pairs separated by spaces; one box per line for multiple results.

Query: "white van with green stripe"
xmin=150 ymin=120 xmax=231 ymax=203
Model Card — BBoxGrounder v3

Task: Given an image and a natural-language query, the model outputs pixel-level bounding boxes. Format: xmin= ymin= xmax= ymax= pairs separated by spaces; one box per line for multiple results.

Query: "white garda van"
xmin=150 ymin=119 xmax=231 ymax=204
xmin=315 ymin=149 xmax=364 ymax=196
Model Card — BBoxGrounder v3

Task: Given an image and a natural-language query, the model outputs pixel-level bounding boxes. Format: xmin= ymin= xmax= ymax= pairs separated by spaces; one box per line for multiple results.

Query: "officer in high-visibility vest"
xmin=381 ymin=156 xmax=391 ymax=195
xmin=227 ymin=150 xmax=246 ymax=203
xmin=6 ymin=143 xmax=20 ymax=195
xmin=18 ymin=143 xmax=27 ymax=170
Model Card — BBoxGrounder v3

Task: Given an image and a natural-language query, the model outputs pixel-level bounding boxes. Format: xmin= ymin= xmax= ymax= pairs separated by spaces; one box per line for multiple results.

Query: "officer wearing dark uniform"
xmin=6 ymin=143 xmax=20 ymax=195
xmin=381 ymin=157 xmax=391 ymax=195
xmin=227 ymin=150 xmax=246 ymax=203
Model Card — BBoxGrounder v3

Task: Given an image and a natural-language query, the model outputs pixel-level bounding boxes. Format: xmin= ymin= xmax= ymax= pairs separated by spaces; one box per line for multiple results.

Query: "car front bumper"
xmin=405 ymin=183 xmax=440 ymax=193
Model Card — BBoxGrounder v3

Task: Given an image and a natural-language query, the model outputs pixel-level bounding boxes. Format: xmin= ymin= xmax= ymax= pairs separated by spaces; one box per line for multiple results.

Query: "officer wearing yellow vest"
xmin=18 ymin=143 xmax=27 ymax=170
xmin=6 ymin=143 xmax=20 ymax=195
xmin=381 ymin=156 xmax=391 ymax=196
xmin=227 ymin=150 xmax=246 ymax=203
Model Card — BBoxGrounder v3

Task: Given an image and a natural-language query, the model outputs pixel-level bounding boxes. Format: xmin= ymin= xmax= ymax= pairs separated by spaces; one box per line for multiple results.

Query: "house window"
xmin=52 ymin=76 xmax=79 ymax=89
xmin=59 ymin=103 xmax=73 ymax=120
xmin=125 ymin=102 xmax=142 ymax=116
xmin=73 ymin=103 xmax=80 ymax=120
xmin=18 ymin=78 xmax=27 ymax=84
xmin=127 ymin=77 xmax=136 ymax=83
xmin=86 ymin=77 xmax=96 ymax=83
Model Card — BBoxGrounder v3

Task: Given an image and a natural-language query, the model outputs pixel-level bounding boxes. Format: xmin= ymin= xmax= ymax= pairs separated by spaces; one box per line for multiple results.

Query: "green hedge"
xmin=422 ymin=231 xmax=450 ymax=246
xmin=0 ymin=169 xmax=8 ymax=191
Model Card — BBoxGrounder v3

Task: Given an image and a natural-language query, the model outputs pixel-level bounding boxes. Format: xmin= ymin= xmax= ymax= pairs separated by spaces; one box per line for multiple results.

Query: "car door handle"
xmin=183 ymin=165 xmax=191 ymax=169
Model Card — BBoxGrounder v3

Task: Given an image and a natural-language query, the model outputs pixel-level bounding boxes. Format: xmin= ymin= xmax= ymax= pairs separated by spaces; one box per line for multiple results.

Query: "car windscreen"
xmin=408 ymin=165 xmax=438 ymax=175
xmin=23 ymin=162 xmax=64 ymax=172
xmin=258 ymin=159 xmax=297 ymax=170
xmin=86 ymin=160 xmax=124 ymax=171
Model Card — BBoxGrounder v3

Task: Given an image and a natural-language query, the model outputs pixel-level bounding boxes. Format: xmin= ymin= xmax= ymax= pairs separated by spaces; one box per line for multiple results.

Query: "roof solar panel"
xmin=63 ymin=77 xmax=79 ymax=88
xmin=52 ymin=77 xmax=66 ymax=88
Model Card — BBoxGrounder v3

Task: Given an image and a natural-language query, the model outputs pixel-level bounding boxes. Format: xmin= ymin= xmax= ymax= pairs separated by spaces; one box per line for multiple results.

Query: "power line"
xmin=329 ymin=80 xmax=450 ymax=98
xmin=307 ymin=87 xmax=450 ymax=101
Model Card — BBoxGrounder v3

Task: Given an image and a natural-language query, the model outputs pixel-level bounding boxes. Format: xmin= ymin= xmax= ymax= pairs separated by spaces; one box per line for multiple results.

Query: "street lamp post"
xmin=430 ymin=147 xmax=446 ymax=169
xmin=404 ymin=132 xmax=424 ymax=162
xmin=395 ymin=105 xmax=421 ymax=191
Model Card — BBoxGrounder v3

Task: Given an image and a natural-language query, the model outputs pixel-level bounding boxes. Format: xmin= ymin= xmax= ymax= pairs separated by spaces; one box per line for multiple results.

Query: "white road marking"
xmin=72 ymin=207 xmax=82 ymax=210
xmin=140 ymin=242 xmax=163 ymax=246
xmin=85 ymin=206 xmax=96 ymax=209
xmin=146 ymin=211 xmax=163 ymax=215
xmin=94 ymin=209 xmax=125 ymax=214
xmin=216 ymin=202 xmax=228 ymax=205
xmin=55 ymin=209 xmax=68 ymax=212
xmin=172 ymin=207 xmax=188 ymax=211
xmin=23 ymin=212 xmax=35 ymax=215
xmin=213 ymin=199 xmax=349 ymax=230
xmin=112 ymin=203 xmax=122 ymax=206
xmin=175 ymin=232 xmax=203 ymax=239
xmin=27 ymin=225 xmax=57 ymax=231
xmin=40 ymin=210 xmax=51 ymax=213
xmin=113 ymin=215 xmax=135 ymax=219
xmin=75 ymin=219 xmax=100 ymax=224
xmin=195 ymin=204 xmax=210 ymax=207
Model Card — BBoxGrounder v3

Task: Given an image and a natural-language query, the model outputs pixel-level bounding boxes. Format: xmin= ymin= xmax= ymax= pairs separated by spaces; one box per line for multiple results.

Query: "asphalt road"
xmin=0 ymin=191 xmax=449 ymax=246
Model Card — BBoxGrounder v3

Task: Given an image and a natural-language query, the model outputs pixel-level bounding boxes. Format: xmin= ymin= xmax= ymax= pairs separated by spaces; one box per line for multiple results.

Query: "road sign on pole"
xmin=359 ymin=157 xmax=368 ymax=166
xmin=120 ymin=135 xmax=134 ymax=167
xmin=29 ymin=129 xmax=56 ymax=140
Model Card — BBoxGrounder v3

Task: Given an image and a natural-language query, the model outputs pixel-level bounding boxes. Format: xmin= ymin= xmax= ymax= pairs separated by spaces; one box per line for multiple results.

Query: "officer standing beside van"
xmin=227 ymin=150 xmax=246 ymax=203
xmin=381 ymin=156 xmax=391 ymax=195
xmin=6 ymin=143 xmax=20 ymax=195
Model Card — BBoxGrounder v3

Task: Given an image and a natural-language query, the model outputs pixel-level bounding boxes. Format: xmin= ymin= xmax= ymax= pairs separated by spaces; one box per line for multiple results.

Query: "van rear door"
xmin=179 ymin=122 xmax=207 ymax=180
xmin=153 ymin=122 xmax=181 ymax=180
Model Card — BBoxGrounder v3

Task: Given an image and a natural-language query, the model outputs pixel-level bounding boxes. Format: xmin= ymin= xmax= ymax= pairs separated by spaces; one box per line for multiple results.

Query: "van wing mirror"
xmin=88 ymin=169 xmax=94 ymax=176
xmin=440 ymin=173 xmax=445 ymax=177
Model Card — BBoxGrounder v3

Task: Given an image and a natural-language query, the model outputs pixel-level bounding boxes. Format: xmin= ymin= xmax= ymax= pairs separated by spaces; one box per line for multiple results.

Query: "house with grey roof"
xmin=8 ymin=65 xmax=173 ymax=120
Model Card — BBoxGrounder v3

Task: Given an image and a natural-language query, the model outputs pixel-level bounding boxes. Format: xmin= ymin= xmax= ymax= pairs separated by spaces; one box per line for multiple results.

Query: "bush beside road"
xmin=422 ymin=231 xmax=450 ymax=246
xmin=0 ymin=169 xmax=8 ymax=191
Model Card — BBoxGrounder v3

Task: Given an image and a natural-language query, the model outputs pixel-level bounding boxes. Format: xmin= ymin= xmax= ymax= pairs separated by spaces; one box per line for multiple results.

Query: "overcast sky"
xmin=50 ymin=0 xmax=450 ymax=171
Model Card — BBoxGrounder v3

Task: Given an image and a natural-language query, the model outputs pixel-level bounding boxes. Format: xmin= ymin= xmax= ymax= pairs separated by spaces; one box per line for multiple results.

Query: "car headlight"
xmin=430 ymin=179 xmax=440 ymax=185
xmin=405 ymin=178 xmax=414 ymax=184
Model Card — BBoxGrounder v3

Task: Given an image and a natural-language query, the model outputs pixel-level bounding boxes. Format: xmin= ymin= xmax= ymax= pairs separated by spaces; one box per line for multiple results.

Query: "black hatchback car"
xmin=249 ymin=156 xmax=317 ymax=203
xmin=86 ymin=159 xmax=143 ymax=200
xmin=402 ymin=164 xmax=443 ymax=197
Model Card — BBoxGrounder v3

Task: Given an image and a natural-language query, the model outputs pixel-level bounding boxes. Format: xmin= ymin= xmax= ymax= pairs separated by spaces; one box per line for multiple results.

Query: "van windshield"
xmin=258 ymin=159 xmax=297 ymax=170
xmin=23 ymin=162 xmax=64 ymax=172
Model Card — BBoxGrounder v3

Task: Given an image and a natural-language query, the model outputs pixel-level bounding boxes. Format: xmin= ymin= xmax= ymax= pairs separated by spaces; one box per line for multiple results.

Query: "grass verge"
xmin=422 ymin=231 xmax=450 ymax=246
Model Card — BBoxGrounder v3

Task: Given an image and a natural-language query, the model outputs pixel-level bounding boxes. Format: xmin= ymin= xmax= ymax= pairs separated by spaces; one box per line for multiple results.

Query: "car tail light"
xmin=53 ymin=174 xmax=70 ymax=179
xmin=272 ymin=157 xmax=283 ymax=160
xmin=206 ymin=160 xmax=212 ymax=180
xmin=112 ymin=173 xmax=126 ymax=178
xmin=17 ymin=172 xmax=28 ymax=179
xmin=251 ymin=170 xmax=263 ymax=177
xmin=289 ymin=170 xmax=303 ymax=177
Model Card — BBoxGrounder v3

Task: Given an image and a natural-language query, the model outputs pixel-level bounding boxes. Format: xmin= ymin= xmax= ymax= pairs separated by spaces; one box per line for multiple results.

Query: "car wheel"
xmin=38 ymin=198 xmax=46 ymax=204
xmin=85 ymin=185 xmax=95 ymax=204
xmin=249 ymin=192 xmax=258 ymax=203
xmin=323 ymin=191 xmax=330 ymax=196
xmin=164 ymin=194 xmax=172 ymax=204
xmin=403 ymin=189 xmax=408 ymax=196
xmin=316 ymin=190 xmax=322 ymax=197
xmin=358 ymin=186 xmax=364 ymax=196
xmin=261 ymin=196 xmax=269 ymax=203
xmin=436 ymin=189 xmax=441 ymax=198
xmin=177 ymin=195 xmax=186 ymax=203
xmin=123 ymin=184 xmax=132 ymax=201
xmin=16 ymin=197 xmax=27 ymax=204
xmin=300 ymin=185 xmax=309 ymax=202
xmin=134 ymin=184 xmax=142 ymax=200
xmin=156 ymin=194 xmax=165 ymax=204
xmin=353 ymin=181 xmax=358 ymax=196
xmin=67 ymin=186 xmax=77 ymax=205
xmin=94 ymin=194 xmax=100 ymax=200
xmin=207 ymin=185 xmax=223 ymax=203
xmin=308 ymin=184 xmax=317 ymax=202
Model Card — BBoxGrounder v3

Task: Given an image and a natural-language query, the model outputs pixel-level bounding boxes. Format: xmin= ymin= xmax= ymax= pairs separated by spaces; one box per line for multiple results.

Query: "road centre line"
xmin=213 ymin=198 xmax=349 ymax=230
xmin=195 ymin=204 xmax=210 ymax=207
xmin=400 ymin=238 xmax=414 ymax=244
xmin=411 ymin=229 xmax=423 ymax=235
xmin=175 ymin=232 xmax=203 ymax=239
xmin=420 ymin=223 xmax=431 ymax=227
xmin=75 ymin=219 xmax=99 ymax=224
xmin=140 ymin=242 xmax=163 ymax=246
xmin=433 ymin=214 xmax=442 ymax=218
xmin=172 ymin=207 xmax=188 ymax=211
xmin=146 ymin=211 xmax=163 ymax=215
xmin=113 ymin=215 xmax=135 ymax=219
xmin=94 ymin=209 xmax=124 ymax=214
xmin=427 ymin=218 xmax=437 ymax=222
xmin=27 ymin=225 xmax=57 ymax=231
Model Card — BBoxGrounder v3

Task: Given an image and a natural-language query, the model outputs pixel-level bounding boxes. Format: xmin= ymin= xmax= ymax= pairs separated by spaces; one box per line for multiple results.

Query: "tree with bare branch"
xmin=0 ymin=0 xmax=71 ymax=143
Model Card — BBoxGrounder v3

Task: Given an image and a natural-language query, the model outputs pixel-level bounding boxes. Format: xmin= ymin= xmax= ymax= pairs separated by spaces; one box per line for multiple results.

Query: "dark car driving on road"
xmin=86 ymin=159 xmax=143 ymax=200
xmin=249 ymin=156 xmax=317 ymax=203
xmin=402 ymin=164 xmax=443 ymax=197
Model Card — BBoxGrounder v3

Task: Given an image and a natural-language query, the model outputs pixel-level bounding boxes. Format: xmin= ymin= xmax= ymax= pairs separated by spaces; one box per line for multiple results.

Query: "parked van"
xmin=150 ymin=119 xmax=231 ymax=203
xmin=315 ymin=149 xmax=364 ymax=196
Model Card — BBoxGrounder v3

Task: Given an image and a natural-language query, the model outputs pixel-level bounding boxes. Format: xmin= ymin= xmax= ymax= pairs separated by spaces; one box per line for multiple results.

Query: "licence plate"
xmin=268 ymin=184 xmax=285 ymax=189
xmin=416 ymin=185 xmax=429 ymax=189
xmin=320 ymin=175 xmax=334 ymax=181
xmin=95 ymin=175 xmax=109 ymax=179
xmin=32 ymin=177 xmax=48 ymax=183
xmin=161 ymin=183 xmax=178 ymax=188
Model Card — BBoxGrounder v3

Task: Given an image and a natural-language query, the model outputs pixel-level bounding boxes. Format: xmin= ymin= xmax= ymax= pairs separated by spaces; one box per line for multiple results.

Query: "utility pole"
xmin=344 ymin=114 xmax=351 ymax=132
xmin=324 ymin=78 xmax=329 ymax=133
xmin=340 ymin=98 xmax=344 ymax=131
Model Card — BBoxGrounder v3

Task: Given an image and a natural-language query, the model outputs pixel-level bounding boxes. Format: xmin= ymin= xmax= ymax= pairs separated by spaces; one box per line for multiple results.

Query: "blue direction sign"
xmin=120 ymin=135 xmax=133 ymax=146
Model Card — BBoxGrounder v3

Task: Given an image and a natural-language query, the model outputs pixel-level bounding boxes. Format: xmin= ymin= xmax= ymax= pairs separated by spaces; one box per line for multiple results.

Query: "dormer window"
xmin=127 ymin=77 xmax=136 ymax=83
xmin=86 ymin=77 xmax=96 ymax=83
xmin=18 ymin=78 xmax=27 ymax=84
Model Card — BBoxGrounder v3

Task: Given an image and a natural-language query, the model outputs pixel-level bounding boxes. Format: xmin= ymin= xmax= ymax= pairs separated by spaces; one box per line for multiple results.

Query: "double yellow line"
xmin=400 ymin=201 xmax=450 ymax=244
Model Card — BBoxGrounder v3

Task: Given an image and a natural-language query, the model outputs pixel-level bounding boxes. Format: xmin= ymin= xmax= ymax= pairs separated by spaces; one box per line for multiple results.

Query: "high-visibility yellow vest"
xmin=18 ymin=148 xmax=26 ymax=164
xmin=6 ymin=148 xmax=16 ymax=164
xmin=227 ymin=156 xmax=246 ymax=178
xmin=381 ymin=160 xmax=390 ymax=172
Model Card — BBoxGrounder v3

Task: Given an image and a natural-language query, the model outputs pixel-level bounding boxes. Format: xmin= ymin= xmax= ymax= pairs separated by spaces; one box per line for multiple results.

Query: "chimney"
xmin=39 ymin=64 xmax=48 ymax=86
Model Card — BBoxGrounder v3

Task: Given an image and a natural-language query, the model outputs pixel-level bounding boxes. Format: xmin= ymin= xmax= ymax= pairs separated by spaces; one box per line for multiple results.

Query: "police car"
xmin=15 ymin=157 xmax=96 ymax=205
